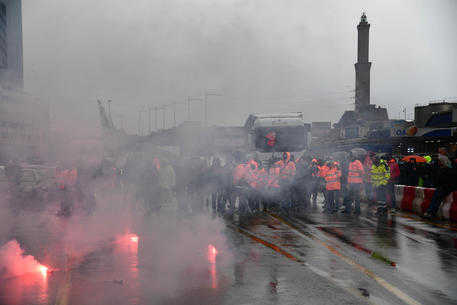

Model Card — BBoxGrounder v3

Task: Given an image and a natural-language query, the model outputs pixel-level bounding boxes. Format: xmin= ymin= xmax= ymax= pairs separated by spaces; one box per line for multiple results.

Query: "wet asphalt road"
xmin=1 ymin=197 xmax=457 ymax=305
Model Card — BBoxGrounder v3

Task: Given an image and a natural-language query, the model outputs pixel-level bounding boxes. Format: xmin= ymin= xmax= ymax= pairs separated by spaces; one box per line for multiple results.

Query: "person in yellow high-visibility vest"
xmin=371 ymin=155 xmax=390 ymax=215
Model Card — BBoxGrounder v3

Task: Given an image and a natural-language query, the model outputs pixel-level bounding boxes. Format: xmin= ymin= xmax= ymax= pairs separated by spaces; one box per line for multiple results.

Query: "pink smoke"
xmin=0 ymin=240 xmax=47 ymax=278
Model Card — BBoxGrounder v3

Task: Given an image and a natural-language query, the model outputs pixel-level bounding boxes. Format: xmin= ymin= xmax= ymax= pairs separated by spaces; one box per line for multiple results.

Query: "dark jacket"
xmin=435 ymin=166 xmax=456 ymax=192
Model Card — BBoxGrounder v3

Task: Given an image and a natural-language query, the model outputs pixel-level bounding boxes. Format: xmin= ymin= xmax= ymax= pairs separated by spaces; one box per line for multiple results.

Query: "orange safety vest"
xmin=281 ymin=161 xmax=296 ymax=180
xmin=268 ymin=166 xmax=280 ymax=188
xmin=255 ymin=168 xmax=268 ymax=190
xmin=232 ymin=164 xmax=246 ymax=185
xmin=319 ymin=164 xmax=329 ymax=178
xmin=321 ymin=166 xmax=341 ymax=190
xmin=67 ymin=168 xmax=78 ymax=186
xmin=244 ymin=167 xmax=258 ymax=188
xmin=348 ymin=160 xmax=364 ymax=184
xmin=55 ymin=169 xmax=66 ymax=189
xmin=276 ymin=156 xmax=296 ymax=180
xmin=56 ymin=168 xmax=78 ymax=189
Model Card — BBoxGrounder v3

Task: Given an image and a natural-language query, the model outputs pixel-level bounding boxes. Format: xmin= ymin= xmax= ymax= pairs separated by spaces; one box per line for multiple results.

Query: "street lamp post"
xmin=162 ymin=105 xmax=166 ymax=129
xmin=154 ymin=106 xmax=158 ymax=131
xmin=138 ymin=110 xmax=141 ymax=135
xmin=162 ymin=104 xmax=175 ymax=129
xmin=138 ymin=109 xmax=146 ymax=135
xmin=148 ymin=107 xmax=151 ymax=134
xmin=173 ymin=101 xmax=186 ymax=127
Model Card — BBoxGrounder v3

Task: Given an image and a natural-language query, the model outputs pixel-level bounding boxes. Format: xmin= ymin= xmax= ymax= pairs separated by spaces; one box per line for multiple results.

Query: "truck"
xmin=244 ymin=112 xmax=308 ymax=156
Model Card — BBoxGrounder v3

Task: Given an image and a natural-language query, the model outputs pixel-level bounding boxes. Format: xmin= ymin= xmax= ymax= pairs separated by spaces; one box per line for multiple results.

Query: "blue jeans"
xmin=426 ymin=188 xmax=451 ymax=216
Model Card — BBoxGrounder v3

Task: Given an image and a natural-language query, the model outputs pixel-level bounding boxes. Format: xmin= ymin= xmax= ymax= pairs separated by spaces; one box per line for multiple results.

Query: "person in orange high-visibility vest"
xmin=253 ymin=163 xmax=268 ymax=211
xmin=320 ymin=161 xmax=342 ymax=213
xmin=345 ymin=153 xmax=365 ymax=215
xmin=240 ymin=159 xmax=261 ymax=212
xmin=256 ymin=166 xmax=268 ymax=191
xmin=268 ymin=164 xmax=280 ymax=190
xmin=275 ymin=152 xmax=296 ymax=210
xmin=232 ymin=162 xmax=247 ymax=186
xmin=276 ymin=152 xmax=296 ymax=182
xmin=243 ymin=162 xmax=259 ymax=189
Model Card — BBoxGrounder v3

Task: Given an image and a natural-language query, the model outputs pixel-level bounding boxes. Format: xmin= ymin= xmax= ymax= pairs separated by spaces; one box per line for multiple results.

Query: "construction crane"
xmin=97 ymin=100 xmax=115 ymax=133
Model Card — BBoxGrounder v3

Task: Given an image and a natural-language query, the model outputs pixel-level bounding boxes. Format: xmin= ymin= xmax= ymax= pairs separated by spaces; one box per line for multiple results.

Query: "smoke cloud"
xmin=0 ymin=240 xmax=46 ymax=278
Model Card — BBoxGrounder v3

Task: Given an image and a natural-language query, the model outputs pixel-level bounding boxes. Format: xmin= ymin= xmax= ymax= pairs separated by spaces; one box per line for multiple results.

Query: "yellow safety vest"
xmin=371 ymin=161 xmax=390 ymax=187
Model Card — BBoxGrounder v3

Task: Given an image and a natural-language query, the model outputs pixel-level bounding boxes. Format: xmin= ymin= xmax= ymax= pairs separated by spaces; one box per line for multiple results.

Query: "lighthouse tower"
xmin=355 ymin=12 xmax=371 ymax=112
xmin=335 ymin=13 xmax=388 ymax=132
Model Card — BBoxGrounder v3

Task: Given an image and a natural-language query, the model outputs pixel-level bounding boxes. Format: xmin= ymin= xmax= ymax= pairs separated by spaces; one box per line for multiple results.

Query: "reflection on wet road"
xmin=1 ymin=203 xmax=457 ymax=305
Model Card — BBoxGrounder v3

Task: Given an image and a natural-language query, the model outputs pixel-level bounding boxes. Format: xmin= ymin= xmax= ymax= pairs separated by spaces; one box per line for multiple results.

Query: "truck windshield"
xmin=254 ymin=126 xmax=305 ymax=152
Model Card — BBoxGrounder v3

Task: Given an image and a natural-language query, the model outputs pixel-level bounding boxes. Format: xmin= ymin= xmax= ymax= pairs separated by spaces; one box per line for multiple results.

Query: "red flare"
xmin=39 ymin=265 xmax=48 ymax=277
xmin=208 ymin=244 xmax=217 ymax=263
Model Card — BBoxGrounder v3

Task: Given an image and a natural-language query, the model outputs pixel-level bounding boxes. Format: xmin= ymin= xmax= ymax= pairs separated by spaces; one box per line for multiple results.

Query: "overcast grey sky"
xmin=22 ymin=0 xmax=457 ymax=135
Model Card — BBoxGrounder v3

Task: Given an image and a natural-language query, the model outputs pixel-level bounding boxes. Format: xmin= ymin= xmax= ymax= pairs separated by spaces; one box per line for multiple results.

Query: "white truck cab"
xmin=244 ymin=112 xmax=307 ymax=163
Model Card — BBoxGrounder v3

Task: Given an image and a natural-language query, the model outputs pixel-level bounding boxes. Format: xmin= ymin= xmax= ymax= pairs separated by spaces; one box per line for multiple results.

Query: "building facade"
xmin=0 ymin=0 xmax=50 ymax=163
xmin=0 ymin=0 xmax=23 ymax=89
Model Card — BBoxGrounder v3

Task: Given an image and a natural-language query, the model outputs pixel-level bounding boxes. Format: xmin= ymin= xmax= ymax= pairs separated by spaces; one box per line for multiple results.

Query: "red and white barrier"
xmin=400 ymin=186 xmax=416 ymax=212
xmin=422 ymin=188 xmax=435 ymax=215
xmin=394 ymin=185 xmax=457 ymax=221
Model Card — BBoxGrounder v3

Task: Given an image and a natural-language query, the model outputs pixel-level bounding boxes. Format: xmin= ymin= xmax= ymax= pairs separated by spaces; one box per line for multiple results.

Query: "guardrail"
xmin=394 ymin=185 xmax=457 ymax=221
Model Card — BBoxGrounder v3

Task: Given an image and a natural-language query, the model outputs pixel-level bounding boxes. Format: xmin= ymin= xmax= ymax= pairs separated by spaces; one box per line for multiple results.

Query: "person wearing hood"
xmin=320 ymin=161 xmax=342 ymax=213
xmin=420 ymin=155 xmax=433 ymax=188
xmin=402 ymin=158 xmax=420 ymax=186
xmin=275 ymin=152 xmax=296 ymax=210
xmin=421 ymin=155 xmax=456 ymax=219
xmin=345 ymin=153 xmax=364 ymax=215
xmin=386 ymin=155 xmax=400 ymax=212
xmin=243 ymin=160 xmax=261 ymax=211
xmin=309 ymin=158 xmax=321 ymax=207
xmin=293 ymin=155 xmax=311 ymax=210
xmin=371 ymin=156 xmax=390 ymax=215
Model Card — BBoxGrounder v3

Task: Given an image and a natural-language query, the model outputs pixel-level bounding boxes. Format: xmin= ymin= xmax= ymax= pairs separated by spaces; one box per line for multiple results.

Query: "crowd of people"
xmin=207 ymin=147 xmax=457 ymax=217
xmin=2 ymin=147 xmax=456 ymax=219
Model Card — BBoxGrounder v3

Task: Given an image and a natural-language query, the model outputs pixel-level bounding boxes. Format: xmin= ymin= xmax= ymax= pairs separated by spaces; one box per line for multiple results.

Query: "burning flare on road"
xmin=39 ymin=265 xmax=48 ymax=277
xmin=208 ymin=244 xmax=218 ymax=264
